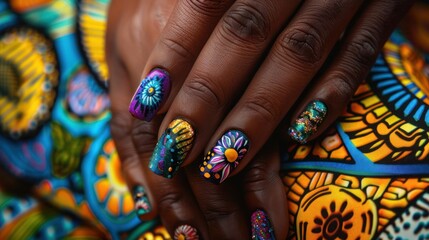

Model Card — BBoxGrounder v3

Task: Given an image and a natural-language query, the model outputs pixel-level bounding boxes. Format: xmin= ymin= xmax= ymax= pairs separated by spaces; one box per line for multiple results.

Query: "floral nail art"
xmin=251 ymin=210 xmax=275 ymax=240
xmin=129 ymin=68 xmax=170 ymax=121
xmin=200 ymin=130 xmax=249 ymax=184
xmin=133 ymin=185 xmax=151 ymax=216
xmin=174 ymin=225 xmax=199 ymax=240
xmin=149 ymin=119 xmax=194 ymax=178
xmin=288 ymin=100 xmax=328 ymax=144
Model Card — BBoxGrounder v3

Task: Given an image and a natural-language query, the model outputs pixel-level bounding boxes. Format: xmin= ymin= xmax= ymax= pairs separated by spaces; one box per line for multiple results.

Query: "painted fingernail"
xmin=129 ymin=68 xmax=171 ymax=121
xmin=200 ymin=130 xmax=249 ymax=184
xmin=251 ymin=210 xmax=275 ymax=240
xmin=288 ymin=100 xmax=327 ymax=144
xmin=174 ymin=225 xmax=199 ymax=240
xmin=133 ymin=185 xmax=152 ymax=216
xmin=149 ymin=119 xmax=194 ymax=178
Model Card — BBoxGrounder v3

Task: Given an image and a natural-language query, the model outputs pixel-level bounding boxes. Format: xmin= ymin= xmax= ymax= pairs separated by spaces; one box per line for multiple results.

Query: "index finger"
xmin=129 ymin=0 xmax=234 ymax=121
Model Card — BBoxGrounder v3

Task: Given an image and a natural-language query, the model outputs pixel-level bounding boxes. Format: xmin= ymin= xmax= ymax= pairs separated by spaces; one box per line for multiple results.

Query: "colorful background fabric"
xmin=0 ymin=0 xmax=428 ymax=239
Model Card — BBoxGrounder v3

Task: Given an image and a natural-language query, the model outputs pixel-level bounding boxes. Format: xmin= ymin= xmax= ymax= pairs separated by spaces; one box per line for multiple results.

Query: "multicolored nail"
xmin=174 ymin=225 xmax=199 ymax=240
xmin=288 ymin=100 xmax=327 ymax=144
xmin=133 ymin=185 xmax=152 ymax=216
xmin=149 ymin=119 xmax=194 ymax=178
xmin=251 ymin=210 xmax=275 ymax=240
xmin=200 ymin=130 xmax=249 ymax=184
xmin=129 ymin=68 xmax=171 ymax=121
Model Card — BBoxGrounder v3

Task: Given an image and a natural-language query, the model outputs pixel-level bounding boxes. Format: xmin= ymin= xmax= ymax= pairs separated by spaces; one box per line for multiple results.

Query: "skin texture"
xmin=106 ymin=0 xmax=288 ymax=238
xmin=107 ymin=0 xmax=416 ymax=238
xmin=141 ymin=0 xmax=415 ymax=184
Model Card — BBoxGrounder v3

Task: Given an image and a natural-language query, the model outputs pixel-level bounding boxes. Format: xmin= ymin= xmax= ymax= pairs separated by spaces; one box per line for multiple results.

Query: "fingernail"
xmin=174 ymin=225 xmax=199 ymax=240
xmin=288 ymin=100 xmax=327 ymax=144
xmin=200 ymin=130 xmax=249 ymax=184
xmin=129 ymin=68 xmax=171 ymax=121
xmin=149 ymin=119 xmax=194 ymax=178
xmin=251 ymin=210 xmax=275 ymax=240
xmin=133 ymin=185 xmax=152 ymax=216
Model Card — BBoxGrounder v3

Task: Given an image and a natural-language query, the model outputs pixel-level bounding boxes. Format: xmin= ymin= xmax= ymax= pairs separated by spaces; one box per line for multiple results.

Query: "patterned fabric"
xmin=0 ymin=0 xmax=428 ymax=239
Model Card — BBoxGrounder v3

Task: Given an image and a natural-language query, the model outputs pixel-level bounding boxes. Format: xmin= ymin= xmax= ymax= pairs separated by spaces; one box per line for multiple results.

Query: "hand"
xmin=130 ymin=0 xmax=415 ymax=185
xmin=106 ymin=0 xmax=288 ymax=238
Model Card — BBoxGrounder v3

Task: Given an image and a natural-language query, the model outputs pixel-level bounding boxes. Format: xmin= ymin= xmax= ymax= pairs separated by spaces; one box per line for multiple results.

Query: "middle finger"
xmin=149 ymin=0 xmax=301 ymax=179
xmin=200 ymin=0 xmax=364 ymax=184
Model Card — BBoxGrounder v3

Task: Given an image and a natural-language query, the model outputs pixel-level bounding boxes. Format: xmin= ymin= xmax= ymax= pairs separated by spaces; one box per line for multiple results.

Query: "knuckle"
xmin=243 ymin=162 xmax=275 ymax=192
xmin=328 ymin=71 xmax=359 ymax=100
xmin=278 ymin=23 xmax=324 ymax=66
xmin=160 ymin=37 xmax=195 ymax=59
xmin=184 ymin=0 xmax=228 ymax=16
xmin=157 ymin=191 xmax=183 ymax=213
xmin=183 ymin=74 xmax=225 ymax=110
xmin=221 ymin=2 xmax=271 ymax=46
xmin=202 ymin=204 xmax=240 ymax=223
xmin=131 ymin=121 xmax=158 ymax=155
xmin=344 ymin=33 xmax=378 ymax=69
xmin=110 ymin=114 xmax=132 ymax=140
xmin=241 ymin=89 xmax=281 ymax=122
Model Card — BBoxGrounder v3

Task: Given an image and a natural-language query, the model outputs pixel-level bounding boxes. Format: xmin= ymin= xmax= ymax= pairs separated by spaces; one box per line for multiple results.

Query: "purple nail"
xmin=129 ymin=68 xmax=170 ymax=121
xmin=251 ymin=210 xmax=275 ymax=240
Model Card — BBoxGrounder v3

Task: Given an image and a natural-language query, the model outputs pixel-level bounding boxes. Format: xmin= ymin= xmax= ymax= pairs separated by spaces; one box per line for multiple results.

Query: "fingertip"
xmin=132 ymin=184 xmax=157 ymax=221
xmin=129 ymin=68 xmax=171 ymax=122
xmin=288 ymin=100 xmax=328 ymax=144
xmin=199 ymin=129 xmax=250 ymax=184
xmin=148 ymin=118 xmax=195 ymax=179
xmin=251 ymin=209 xmax=276 ymax=240
xmin=173 ymin=224 xmax=200 ymax=240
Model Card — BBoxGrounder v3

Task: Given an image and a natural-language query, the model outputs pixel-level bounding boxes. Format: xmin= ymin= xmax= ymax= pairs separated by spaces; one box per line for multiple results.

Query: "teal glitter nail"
xmin=149 ymin=119 xmax=194 ymax=178
xmin=288 ymin=100 xmax=327 ymax=144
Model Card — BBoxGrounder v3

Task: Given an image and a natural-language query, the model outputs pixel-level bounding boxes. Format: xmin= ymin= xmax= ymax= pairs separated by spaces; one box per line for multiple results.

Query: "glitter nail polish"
xmin=251 ymin=209 xmax=275 ymax=240
xmin=149 ymin=118 xmax=194 ymax=178
xmin=129 ymin=68 xmax=170 ymax=121
xmin=288 ymin=100 xmax=327 ymax=144
xmin=200 ymin=130 xmax=249 ymax=184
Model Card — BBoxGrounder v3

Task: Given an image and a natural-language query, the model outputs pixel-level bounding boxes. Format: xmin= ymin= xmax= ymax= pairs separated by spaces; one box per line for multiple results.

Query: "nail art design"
xmin=133 ymin=185 xmax=152 ymax=216
xmin=129 ymin=68 xmax=170 ymax=121
xmin=149 ymin=119 xmax=194 ymax=178
xmin=251 ymin=210 xmax=275 ymax=240
xmin=288 ymin=100 xmax=328 ymax=144
xmin=174 ymin=225 xmax=199 ymax=240
xmin=200 ymin=130 xmax=249 ymax=184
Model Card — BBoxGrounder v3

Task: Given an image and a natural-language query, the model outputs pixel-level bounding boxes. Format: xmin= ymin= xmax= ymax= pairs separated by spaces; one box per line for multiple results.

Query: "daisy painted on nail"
xmin=200 ymin=130 xmax=249 ymax=184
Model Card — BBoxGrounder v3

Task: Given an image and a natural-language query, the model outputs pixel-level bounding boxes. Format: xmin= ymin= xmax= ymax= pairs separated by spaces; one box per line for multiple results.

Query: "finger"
xmin=109 ymin=64 xmax=209 ymax=235
xmin=200 ymin=0 xmax=364 ymax=184
xmin=107 ymin=10 xmax=161 ymax=217
xmin=286 ymin=0 xmax=415 ymax=144
xmin=129 ymin=0 xmax=235 ymax=121
xmin=107 ymin=49 xmax=158 ymax=220
xmin=107 ymin=14 xmax=208 ymax=236
xmin=185 ymin=161 xmax=250 ymax=239
xmin=131 ymin=118 xmax=209 ymax=239
xmin=243 ymin=138 xmax=288 ymax=240
xmin=149 ymin=0 xmax=301 ymax=179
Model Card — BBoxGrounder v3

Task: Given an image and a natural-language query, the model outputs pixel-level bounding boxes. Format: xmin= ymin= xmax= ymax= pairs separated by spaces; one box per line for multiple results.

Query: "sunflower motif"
xmin=296 ymin=185 xmax=377 ymax=240
xmin=200 ymin=130 xmax=249 ymax=184
xmin=311 ymin=201 xmax=353 ymax=239
xmin=0 ymin=27 xmax=58 ymax=139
